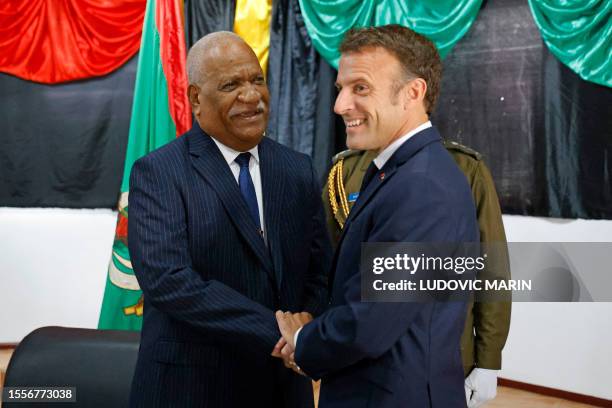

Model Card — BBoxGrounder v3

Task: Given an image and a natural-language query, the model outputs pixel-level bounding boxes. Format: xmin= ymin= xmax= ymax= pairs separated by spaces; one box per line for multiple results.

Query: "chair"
xmin=3 ymin=326 xmax=140 ymax=408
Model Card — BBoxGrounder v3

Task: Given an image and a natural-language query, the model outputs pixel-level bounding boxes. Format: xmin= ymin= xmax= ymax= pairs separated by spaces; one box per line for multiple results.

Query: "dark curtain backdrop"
xmin=430 ymin=0 xmax=612 ymax=218
xmin=184 ymin=0 xmax=235 ymax=48
xmin=431 ymin=0 xmax=546 ymax=215
xmin=267 ymin=0 xmax=337 ymax=179
xmin=1 ymin=0 xmax=610 ymax=217
xmin=0 ymin=55 xmax=137 ymax=208
xmin=542 ymin=53 xmax=612 ymax=219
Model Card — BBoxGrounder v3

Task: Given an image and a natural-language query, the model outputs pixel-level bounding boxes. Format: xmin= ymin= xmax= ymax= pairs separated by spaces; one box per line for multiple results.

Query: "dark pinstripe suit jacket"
xmin=128 ymin=124 xmax=332 ymax=407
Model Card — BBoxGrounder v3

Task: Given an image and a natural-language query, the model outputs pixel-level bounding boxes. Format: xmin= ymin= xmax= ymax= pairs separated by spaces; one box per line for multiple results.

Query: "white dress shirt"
xmin=210 ymin=137 xmax=265 ymax=239
xmin=294 ymin=121 xmax=433 ymax=353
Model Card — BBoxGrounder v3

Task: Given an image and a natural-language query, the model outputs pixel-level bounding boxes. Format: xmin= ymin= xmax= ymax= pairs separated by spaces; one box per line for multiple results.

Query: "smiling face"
xmin=189 ymin=39 xmax=269 ymax=151
xmin=334 ymin=47 xmax=425 ymax=152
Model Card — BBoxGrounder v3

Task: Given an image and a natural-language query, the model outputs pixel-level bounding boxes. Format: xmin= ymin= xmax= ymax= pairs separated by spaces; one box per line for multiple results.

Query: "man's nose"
xmin=334 ymin=89 xmax=353 ymax=115
xmin=238 ymin=84 xmax=261 ymax=104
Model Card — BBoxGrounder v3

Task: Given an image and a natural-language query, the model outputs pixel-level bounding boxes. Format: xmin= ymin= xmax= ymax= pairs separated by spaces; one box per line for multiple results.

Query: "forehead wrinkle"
xmin=339 ymin=71 xmax=374 ymax=84
xmin=337 ymin=56 xmax=380 ymax=86
xmin=215 ymin=62 xmax=263 ymax=83
xmin=336 ymin=70 xmax=376 ymax=92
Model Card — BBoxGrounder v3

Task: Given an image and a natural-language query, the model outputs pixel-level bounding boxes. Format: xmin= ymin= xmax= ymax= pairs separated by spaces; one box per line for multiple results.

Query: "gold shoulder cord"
xmin=328 ymin=158 xmax=351 ymax=229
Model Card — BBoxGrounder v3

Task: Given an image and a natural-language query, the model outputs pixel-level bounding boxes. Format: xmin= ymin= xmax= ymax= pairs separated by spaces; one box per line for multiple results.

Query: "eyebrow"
xmin=336 ymin=76 xmax=370 ymax=88
xmin=219 ymin=75 xmax=240 ymax=83
xmin=219 ymin=73 xmax=264 ymax=83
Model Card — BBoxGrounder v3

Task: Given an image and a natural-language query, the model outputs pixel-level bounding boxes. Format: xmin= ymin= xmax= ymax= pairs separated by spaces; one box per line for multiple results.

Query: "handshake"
xmin=270 ymin=310 xmax=312 ymax=376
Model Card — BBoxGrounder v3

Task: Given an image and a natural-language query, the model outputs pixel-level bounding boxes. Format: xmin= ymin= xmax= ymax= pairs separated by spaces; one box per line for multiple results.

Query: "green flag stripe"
xmin=99 ymin=0 xmax=180 ymax=330
xmin=120 ymin=0 xmax=177 ymax=193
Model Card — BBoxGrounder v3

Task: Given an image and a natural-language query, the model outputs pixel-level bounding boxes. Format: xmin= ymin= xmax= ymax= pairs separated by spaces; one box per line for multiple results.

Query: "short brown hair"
xmin=339 ymin=25 xmax=442 ymax=114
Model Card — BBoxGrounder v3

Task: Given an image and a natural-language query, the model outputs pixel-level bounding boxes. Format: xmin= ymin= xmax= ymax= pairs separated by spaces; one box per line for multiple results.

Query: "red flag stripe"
xmin=155 ymin=0 xmax=191 ymax=136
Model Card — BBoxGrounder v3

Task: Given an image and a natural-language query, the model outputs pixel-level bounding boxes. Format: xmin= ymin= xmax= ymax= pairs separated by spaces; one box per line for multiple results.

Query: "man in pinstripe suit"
xmin=128 ymin=32 xmax=331 ymax=407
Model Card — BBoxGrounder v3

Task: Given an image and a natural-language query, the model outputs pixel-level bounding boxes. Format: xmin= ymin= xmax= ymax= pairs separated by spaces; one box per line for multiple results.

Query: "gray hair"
xmin=186 ymin=31 xmax=244 ymax=86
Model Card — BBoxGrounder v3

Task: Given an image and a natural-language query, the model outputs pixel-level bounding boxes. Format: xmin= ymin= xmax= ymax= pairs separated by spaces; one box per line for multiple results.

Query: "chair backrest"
xmin=3 ymin=326 xmax=140 ymax=408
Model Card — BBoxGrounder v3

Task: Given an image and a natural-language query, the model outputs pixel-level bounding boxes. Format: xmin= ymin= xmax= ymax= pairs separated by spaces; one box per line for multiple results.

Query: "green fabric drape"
xmin=298 ymin=0 xmax=483 ymax=67
xmin=529 ymin=0 xmax=611 ymax=88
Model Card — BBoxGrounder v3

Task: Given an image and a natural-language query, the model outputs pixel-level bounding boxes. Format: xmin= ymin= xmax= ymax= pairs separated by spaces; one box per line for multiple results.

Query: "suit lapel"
xmin=330 ymin=165 xmax=399 ymax=278
xmin=330 ymin=127 xmax=443 ymax=289
xmin=347 ymin=126 xmax=442 ymax=228
xmin=187 ymin=126 xmax=275 ymax=280
xmin=259 ymin=138 xmax=285 ymax=287
xmin=344 ymin=166 xmax=397 ymax=226
xmin=327 ymin=167 xmax=398 ymax=292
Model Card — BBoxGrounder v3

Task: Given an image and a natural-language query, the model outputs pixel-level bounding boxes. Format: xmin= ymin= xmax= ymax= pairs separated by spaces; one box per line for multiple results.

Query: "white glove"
xmin=464 ymin=368 xmax=498 ymax=407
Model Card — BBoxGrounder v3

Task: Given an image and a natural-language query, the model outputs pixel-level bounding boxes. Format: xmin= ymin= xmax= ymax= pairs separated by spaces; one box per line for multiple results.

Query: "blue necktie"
xmin=235 ymin=152 xmax=261 ymax=231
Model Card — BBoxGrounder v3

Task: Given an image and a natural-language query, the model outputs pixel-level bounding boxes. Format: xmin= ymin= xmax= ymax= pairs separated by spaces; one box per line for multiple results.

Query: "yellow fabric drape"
xmin=233 ymin=0 xmax=272 ymax=76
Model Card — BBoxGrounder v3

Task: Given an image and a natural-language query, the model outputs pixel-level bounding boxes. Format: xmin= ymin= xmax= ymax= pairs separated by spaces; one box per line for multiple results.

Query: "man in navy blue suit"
xmin=128 ymin=32 xmax=331 ymax=407
xmin=273 ymin=26 xmax=479 ymax=407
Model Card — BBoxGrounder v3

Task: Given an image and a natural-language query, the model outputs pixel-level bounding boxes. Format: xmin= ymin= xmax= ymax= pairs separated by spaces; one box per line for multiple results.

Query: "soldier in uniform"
xmin=323 ymin=142 xmax=512 ymax=407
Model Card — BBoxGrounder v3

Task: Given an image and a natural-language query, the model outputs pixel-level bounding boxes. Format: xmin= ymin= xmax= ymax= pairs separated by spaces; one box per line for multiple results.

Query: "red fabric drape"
xmin=157 ymin=0 xmax=191 ymax=136
xmin=0 ymin=0 xmax=146 ymax=84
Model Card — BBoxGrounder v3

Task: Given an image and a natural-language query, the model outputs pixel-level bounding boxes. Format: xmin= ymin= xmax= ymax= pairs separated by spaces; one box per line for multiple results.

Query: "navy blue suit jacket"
xmin=295 ymin=127 xmax=479 ymax=408
xmin=128 ymin=124 xmax=332 ymax=407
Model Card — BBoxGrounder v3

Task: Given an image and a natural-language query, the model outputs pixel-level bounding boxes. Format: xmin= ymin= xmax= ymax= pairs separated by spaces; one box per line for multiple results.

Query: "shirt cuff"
xmin=294 ymin=326 xmax=303 ymax=351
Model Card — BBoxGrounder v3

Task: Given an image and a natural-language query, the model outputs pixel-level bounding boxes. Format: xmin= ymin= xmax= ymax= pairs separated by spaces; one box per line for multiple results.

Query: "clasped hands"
xmin=271 ymin=310 xmax=498 ymax=406
xmin=271 ymin=310 xmax=312 ymax=376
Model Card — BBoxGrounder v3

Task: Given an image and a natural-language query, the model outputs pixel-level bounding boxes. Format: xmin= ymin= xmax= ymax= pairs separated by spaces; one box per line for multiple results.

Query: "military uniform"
xmin=323 ymin=141 xmax=511 ymax=375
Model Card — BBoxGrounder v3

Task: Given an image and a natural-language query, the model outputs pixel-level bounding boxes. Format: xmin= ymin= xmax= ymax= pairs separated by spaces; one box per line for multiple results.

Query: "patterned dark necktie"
xmin=235 ymin=152 xmax=261 ymax=230
xmin=360 ymin=161 xmax=379 ymax=193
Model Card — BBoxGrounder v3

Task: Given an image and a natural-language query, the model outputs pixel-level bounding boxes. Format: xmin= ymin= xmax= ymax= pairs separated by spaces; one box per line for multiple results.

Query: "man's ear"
xmin=188 ymin=84 xmax=200 ymax=115
xmin=404 ymin=78 xmax=427 ymax=109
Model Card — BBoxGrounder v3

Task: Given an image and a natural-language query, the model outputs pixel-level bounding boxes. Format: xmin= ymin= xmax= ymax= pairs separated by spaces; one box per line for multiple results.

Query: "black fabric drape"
xmin=2 ymin=0 xmax=608 ymax=216
xmin=430 ymin=0 xmax=611 ymax=219
xmin=267 ymin=0 xmax=337 ymax=180
xmin=0 ymin=55 xmax=137 ymax=208
xmin=431 ymin=0 xmax=547 ymax=215
xmin=542 ymin=52 xmax=612 ymax=219
xmin=184 ymin=0 xmax=236 ymax=49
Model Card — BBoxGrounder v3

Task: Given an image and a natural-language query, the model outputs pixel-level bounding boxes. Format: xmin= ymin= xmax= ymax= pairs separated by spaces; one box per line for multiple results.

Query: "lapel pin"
xmin=379 ymin=172 xmax=385 ymax=180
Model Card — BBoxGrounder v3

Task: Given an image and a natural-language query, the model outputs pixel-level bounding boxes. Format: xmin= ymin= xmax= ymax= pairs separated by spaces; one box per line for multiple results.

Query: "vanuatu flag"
xmin=98 ymin=0 xmax=191 ymax=330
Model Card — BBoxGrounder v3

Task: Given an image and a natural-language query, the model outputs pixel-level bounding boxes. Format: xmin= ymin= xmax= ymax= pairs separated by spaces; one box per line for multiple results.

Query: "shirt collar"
xmin=373 ymin=121 xmax=432 ymax=169
xmin=210 ymin=136 xmax=260 ymax=166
